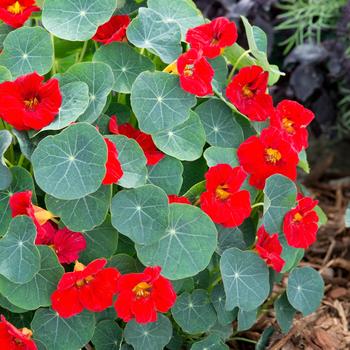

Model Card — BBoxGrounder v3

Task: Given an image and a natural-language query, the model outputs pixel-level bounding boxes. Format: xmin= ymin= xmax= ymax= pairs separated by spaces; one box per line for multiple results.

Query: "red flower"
xmin=255 ymin=226 xmax=285 ymax=272
xmin=102 ymin=138 xmax=124 ymax=185
xmin=237 ymin=127 xmax=299 ymax=189
xmin=226 ymin=65 xmax=273 ymax=121
xmin=114 ymin=266 xmax=176 ymax=324
xmin=0 ymin=72 xmax=62 ymax=131
xmin=186 ymin=17 xmax=237 ymax=58
xmin=200 ymin=164 xmax=251 ymax=228
xmin=0 ymin=0 xmax=40 ymax=28
xmin=50 ymin=228 xmax=86 ymax=264
xmin=0 ymin=315 xmax=37 ymax=350
xmin=109 ymin=116 xmax=164 ymax=166
xmin=51 ymin=259 xmax=120 ymax=318
xmin=168 ymin=195 xmax=191 ymax=204
xmin=176 ymin=48 xmax=214 ymax=97
xmin=283 ymin=195 xmax=319 ymax=249
xmin=92 ymin=15 xmax=130 ymax=45
xmin=270 ymin=100 xmax=314 ymax=152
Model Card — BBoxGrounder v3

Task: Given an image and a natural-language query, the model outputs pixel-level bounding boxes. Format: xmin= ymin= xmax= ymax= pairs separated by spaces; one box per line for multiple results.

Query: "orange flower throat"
xmin=282 ymin=117 xmax=295 ymax=134
xmin=215 ymin=184 xmax=231 ymax=201
xmin=7 ymin=1 xmax=25 ymax=14
xmin=293 ymin=212 xmax=303 ymax=222
xmin=183 ymin=64 xmax=194 ymax=77
xmin=24 ymin=97 xmax=39 ymax=111
xmin=265 ymin=148 xmax=282 ymax=164
xmin=242 ymin=84 xmax=254 ymax=98
xmin=133 ymin=281 xmax=152 ymax=298
xmin=74 ymin=261 xmax=95 ymax=288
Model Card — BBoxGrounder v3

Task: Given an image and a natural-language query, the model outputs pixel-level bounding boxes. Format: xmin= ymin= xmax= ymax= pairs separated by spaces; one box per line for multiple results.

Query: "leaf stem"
xmin=4 ymin=158 xmax=14 ymax=168
xmin=251 ymin=202 xmax=264 ymax=209
xmin=227 ymin=49 xmax=251 ymax=83
xmin=17 ymin=154 xmax=25 ymax=167
xmin=78 ymin=41 xmax=89 ymax=63
xmin=231 ymin=337 xmax=257 ymax=344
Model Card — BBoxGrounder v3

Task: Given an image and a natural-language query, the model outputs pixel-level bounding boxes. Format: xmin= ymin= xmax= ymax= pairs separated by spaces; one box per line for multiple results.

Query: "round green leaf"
xmin=124 ymin=314 xmax=172 ymax=350
xmin=148 ymin=0 xmax=204 ymax=39
xmin=0 ymin=130 xmax=12 ymax=190
xmin=274 ymin=292 xmax=296 ymax=334
xmin=263 ymin=174 xmax=297 ymax=233
xmin=42 ymin=0 xmax=116 ymax=41
xmin=127 ymin=7 xmax=182 ymax=64
xmin=220 ymin=248 xmax=270 ymax=311
xmin=0 ymin=294 xmax=30 ymax=314
xmin=191 ymin=334 xmax=229 ymax=350
xmin=106 ymin=135 xmax=147 ymax=188
xmin=0 ymin=23 xmax=12 ymax=51
xmin=0 ymin=245 xmax=64 ymax=310
xmin=79 ymin=218 xmax=119 ymax=265
xmin=147 ymin=156 xmax=183 ymax=195
xmin=60 ymin=62 xmax=114 ymax=123
xmin=136 ymin=203 xmax=217 ymax=280
xmin=0 ymin=26 xmax=53 ymax=78
xmin=111 ymin=185 xmax=168 ymax=245
xmin=0 ymin=65 xmax=11 ymax=83
xmin=0 ymin=216 xmax=40 ymax=284
xmin=32 ymin=123 xmax=107 ymax=200
xmin=92 ymin=320 xmax=122 ymax=350
xmin=152 ymin=111 xmax=206 ymax=161
xmin=131 ymin=71 xmax=196 ymax=134
xmin=195 ymin=99 xmax=244 ymax=148
xmin=203 ymin=146 xmax=238 ymax=168
xmin=45 ymin=185 xmax=112 ymax=232
xmin=31 ymin=308 xmax=96 ymax=350
xmin=0 ymin=167 xmax=35 ymax=236
xmin=108 ymin=254 xmax=141 ymax=274
xmin=93 ymin=42 xmax=155 ymax=93
xmin=286 ymin=267 xmax=324 ymax=316
xmin=40 ymin=81 xmax=90 ymax=132
xmin=211 ymin=284 xmax=237 ymax=326
xmin=237 ymin=308 xmax=257 ymax=331
xmin=171 ymin=289 xmax=217 ymax=334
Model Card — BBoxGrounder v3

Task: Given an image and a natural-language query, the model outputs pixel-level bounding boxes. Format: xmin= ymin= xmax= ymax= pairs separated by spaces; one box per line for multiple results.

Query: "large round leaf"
xmin=171 ymin=289 xmax=217 ymax=334
xmin=92 ymin=320 xmax=123 ymax=350
xmin=111 ymin=185 xmax=168 ymax=245
xmin=147 ymin=156 xmax=183 ymax=195
xmin=0 ymin=246 xmax=64 ymax=310
xmin=60 ymin=62 xmax=114 ymax=123
xmin=0 ymin=167 xmax=35 ymax=236
xmin=136 ymin=203 xmax=217 ymax=280
xmin=108 ymin=254 xmax=141 ymax=275
xmin=0 ymin=26 xmax=53 ymax=78
xmin=42 ymin=0 xmax=116 ymax=41
xmin=286 ymin=267 xmax=324 ymax=316
xmin=127 ymin=7 xmax=182 ymax=64
xmin=131 ymin=71 xmax=196 ymax=134
xmin=31 ymin=308 xmax=96 ymax=350
xmin=124 ymin=314 xmax=172 ymax=350
xmin=45 ymin=185 xmax=112 ymax=232
xmin=0 ymin=216 xmax=40 ymax=284
xmin=106 ymin=135 xmax=147 ymax=189
xmin=32 ymin=123 xmax=107 ymax=200
xmin=40 ymin=81 xmax=90 ymax=133
xmin=152 ymin=111 xmax=206 ymax=161
xmin=195 ymin=99 xmax=244 ymax=148
xmin=220 ymin=248 xmax=270 ymax=311
xmin=93 ymin=42 xmax=155 ymax=93
xmin=0 ymin=130 xmax=12 ymax=190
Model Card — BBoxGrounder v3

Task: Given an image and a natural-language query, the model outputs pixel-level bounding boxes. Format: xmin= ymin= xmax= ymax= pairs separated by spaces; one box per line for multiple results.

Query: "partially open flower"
xmin=102 ymin=138 xmax=124 ymax=185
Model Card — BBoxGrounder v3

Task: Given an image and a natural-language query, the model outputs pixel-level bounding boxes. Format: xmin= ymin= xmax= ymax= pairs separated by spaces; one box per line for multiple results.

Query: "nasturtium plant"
xmin=0 ymin=1 xmax=325 ymax=349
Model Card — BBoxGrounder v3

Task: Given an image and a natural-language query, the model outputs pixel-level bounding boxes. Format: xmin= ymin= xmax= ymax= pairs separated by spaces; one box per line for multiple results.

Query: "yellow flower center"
xmin=21 ymin=328 xmax=33 ymax=339
xmin=215 ymin=184 xmax=231 ymax=201
xmin=132 ymin=281 xmax=152 ymax=298
xmin=24 ymin=97 xmax=39 ymax=110
xmin=293 ymin=212 xmax=303 ymax=222
xmin=7 ymin=1 xmax=25 ymax=14
xmin=183 ymin=64 xmax=194 ymax=77
xmin=282 ymin=117 xmax=295 ymax=134
xmin=265 ymin=148 xmax=282 ymax=164
xmin=242 ymin=84 xmax=254 ymax=98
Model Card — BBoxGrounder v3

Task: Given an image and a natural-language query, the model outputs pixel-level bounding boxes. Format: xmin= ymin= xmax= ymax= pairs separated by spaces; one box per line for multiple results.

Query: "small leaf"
xmin=203 ymin=146 xmax=238 ymax=167
xmin=147 ymin=156 xmax=183 ymax=195
xmin=60 ymin=62 xmax=114 ymax=123
xmin=131 ymin=71 xmax=196 ymax=134
xmin=0 ymin=26 xmax=53 ymax=78
xmin=136 ymin=203 xmax=217 ymax=280
xmin=124 ymin=314 xmax=172 ymax=350
xmin=152 ymin=111 xmax=206 ymax=161
xmin=0 ymin=65 xmax=11 ymax=83
xmin=31 ymin=308 xmax=96 ymax=350
xmin=171 ymin=289 xmax=217 ymax=334
xmin=195 ymin=99 xmax=244 ymax=148
xmin=106 ymin=135 xmax=147 ymax=188
xmin=45 ymin=185 xmax=112 ymax=232
xmin=127 ymin=7 xmax=182 ymax=63
xmin=0 ymin=216 xmax=40 ymax=284
xmin=32 ymin=123 xmax=107 ymax=200
xmin=286 ymin=267 xmax=324 ymax=316
xmin=274 ymin=292 xmax=296 ymax=333
xmin=211 ymin=284 xmax=237 ymax=325
xmin=210 ymin=56 xmax=228 ymax=93
xmin=92 ymin=320 xmax=123 ymax=350
xmin=191 ymin=334 xmax=229 ymax=350
xmin=237 ymin=308 xmax=257 ymax=331
xmin=0 ymin=23 xmax=12 ymax=51
xmin=111 ymin=185 xmax=169 ymax=245
xmin=263 ymin=174 xmax=297 ymax=233
xmin=0 ymin=245 xmax=64 ymax=310
xmin=220 ymin=248 xmax=270 ymax=311
xmin=298 ymin=149 xmax=310 ymax=173
xmin=0 ymin=130 xmax=12 ymax=190
xmin=280 ymin=235 xmax=304 ymax=273
xmin=12 ymin=129 xmax=34 ymax=161
xmin=42 ymin=0 xmax=116 ymax=41
xmin=93 ymin=42 xmax=155 ymax=93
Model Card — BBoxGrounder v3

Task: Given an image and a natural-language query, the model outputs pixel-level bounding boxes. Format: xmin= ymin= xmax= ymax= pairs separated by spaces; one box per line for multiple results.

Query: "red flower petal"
xmin=102 ymin=138 xmax=124 ymax=185
xmin=51 ymin=287 xmax=83 ymax=318
xmin=168 ymin=195 xmax=191 ymax=204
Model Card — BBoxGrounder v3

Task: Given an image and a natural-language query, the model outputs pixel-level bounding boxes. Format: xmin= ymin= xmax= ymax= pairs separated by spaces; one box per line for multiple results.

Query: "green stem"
xmin=140 ymin=48 xmax=145 ymax=55
xmin=251 ymin=202 xmax=264 ymax=209
xmin=227 ymin=49 xmax=251 ymax=83
xmin=17 ymin=154 xmax=25 ymax=167
xmin=78 ymin=41 xmax=89 ymax=63
xmin=208 ymin=275 xmax=222 ymax=293
xmin=231 ymin=337 xmax=257 ymax=345
xmin=4 ymin=158 xmax=14 ymax=168
xmin=50 ymin=34 xmax=56 ymax=76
